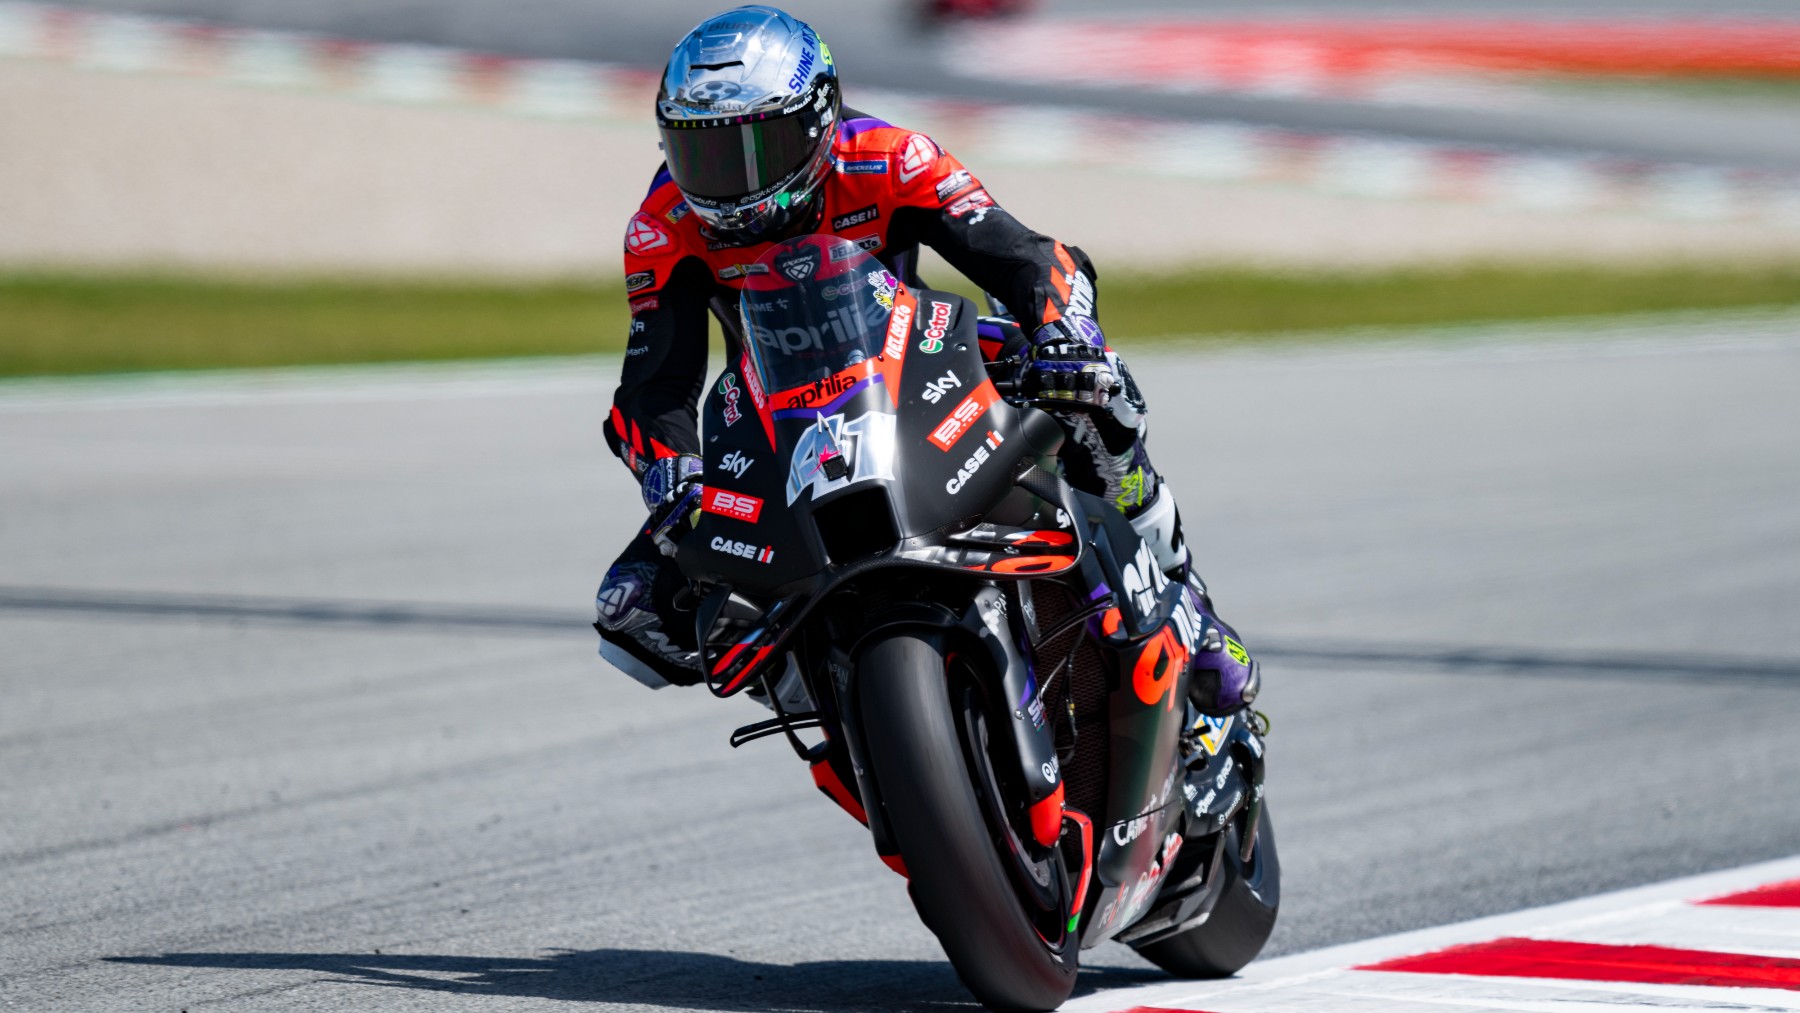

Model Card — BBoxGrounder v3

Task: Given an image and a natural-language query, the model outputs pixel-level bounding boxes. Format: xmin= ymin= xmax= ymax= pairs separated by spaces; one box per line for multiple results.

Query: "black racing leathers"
xmin=606 ymin=111 xmax=1098 ymax=479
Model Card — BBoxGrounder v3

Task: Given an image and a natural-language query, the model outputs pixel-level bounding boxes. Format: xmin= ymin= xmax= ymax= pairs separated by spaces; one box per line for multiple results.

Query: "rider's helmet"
xmin=657 ymin=7 xmax=840 ymax=246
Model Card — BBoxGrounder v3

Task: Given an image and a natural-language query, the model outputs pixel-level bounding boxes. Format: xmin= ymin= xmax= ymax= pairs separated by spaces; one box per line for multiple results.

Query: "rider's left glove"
xmin=640 ymin=454 xmax=704 ymax=556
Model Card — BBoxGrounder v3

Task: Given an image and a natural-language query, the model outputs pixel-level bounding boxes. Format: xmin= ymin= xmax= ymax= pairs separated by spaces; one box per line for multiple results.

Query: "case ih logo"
xmin=929 ymin=383 xmax=1000 ymax=451
xmin=831 ymin=204 xmax=879 ymax=232
xmin=703 ymin=488 xmax=764 ymax=524
xmin=626 ymin=213 xmax=672 ymax=255
xmin=710 ymin=535 xmax=774 ymax=563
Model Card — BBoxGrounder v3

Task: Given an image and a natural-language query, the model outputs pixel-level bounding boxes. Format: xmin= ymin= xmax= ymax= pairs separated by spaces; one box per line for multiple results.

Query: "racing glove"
xmin=640 ymin=454 xmax=704 ymax=556
xmin=1021 ymin=318 xmax=1148 ymax=453
xmin=1021 ymin=318 xmax=1121 ymax=411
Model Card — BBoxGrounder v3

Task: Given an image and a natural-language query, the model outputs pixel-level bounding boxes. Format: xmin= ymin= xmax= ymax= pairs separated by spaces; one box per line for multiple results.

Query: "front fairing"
xmin=678 ymin=288 xmax=1034 ymax=597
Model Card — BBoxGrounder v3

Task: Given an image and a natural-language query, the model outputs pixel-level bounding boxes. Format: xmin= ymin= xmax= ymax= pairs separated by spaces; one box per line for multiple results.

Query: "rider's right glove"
xmin=1021 ymin=319 xmax=1122 ymax=411
xmin=640 ymin=454 xmax=704 ymax=556
xmin=1021 ymin=318 xmax=1145 ymax=453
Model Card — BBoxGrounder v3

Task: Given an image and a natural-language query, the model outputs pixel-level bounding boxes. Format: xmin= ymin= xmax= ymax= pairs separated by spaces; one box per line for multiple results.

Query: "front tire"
xmin=857 ymin=632 xmax=1077 ymax=1012
xmin=1133 ymin=805 xmax=1280 ymax=978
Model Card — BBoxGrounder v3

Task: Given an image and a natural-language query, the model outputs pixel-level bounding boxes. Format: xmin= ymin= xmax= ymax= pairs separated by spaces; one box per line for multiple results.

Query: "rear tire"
xmin=1133 ymin=805 xmax=1280 ymax=978
xmin=857 ymin=632 xmax=1077 ymax=1012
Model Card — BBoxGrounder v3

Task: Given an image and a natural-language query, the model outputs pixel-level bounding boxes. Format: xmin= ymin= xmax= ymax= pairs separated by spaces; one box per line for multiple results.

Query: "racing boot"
xmin=594 ymin=527 xmax=702 ymax=689
xmin=1128 ymin=478 xmax=1260 ymax=715
xmin=1138 ymin=482 xmax=1267 ymax=847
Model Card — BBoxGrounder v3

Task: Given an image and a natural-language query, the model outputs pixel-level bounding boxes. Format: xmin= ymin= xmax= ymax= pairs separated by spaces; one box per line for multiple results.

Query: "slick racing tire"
xmin=857 ymin=632 xmax=1078 ymax=1012
xmin=1132 ymin=805 xmax=1280 ymax=979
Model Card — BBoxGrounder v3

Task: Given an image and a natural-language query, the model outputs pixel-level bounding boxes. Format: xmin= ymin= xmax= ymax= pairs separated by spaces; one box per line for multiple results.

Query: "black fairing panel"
xmin=678 ymin=290 xmax=1032 ymax=598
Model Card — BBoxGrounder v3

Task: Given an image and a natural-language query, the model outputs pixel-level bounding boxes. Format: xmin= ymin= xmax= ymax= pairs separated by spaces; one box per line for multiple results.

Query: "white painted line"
xmin=1066 ymin=853 xmax=1800 ymax=1013
xmin=1546 ymin=904 xmax=1800 ymax=959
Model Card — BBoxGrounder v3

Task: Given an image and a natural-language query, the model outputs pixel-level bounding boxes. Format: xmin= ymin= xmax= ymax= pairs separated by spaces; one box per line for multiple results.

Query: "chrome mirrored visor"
xmin=660 ymin=106 xmax=823 ymax=204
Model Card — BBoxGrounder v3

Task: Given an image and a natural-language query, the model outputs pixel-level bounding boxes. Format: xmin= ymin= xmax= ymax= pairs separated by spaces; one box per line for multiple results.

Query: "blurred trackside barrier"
xmin=950 ymin=19 xmax=1800 ymax=96
xmin=0 ymin=1 xmax=657 ymax=117
xmin=3 ymin=1 xmax=1799 ymax=231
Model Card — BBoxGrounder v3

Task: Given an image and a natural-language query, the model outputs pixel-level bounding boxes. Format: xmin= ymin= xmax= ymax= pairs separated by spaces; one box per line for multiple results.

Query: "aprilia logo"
xmin=1067 ymin=269 xmax=1096 ymax=319
xmin=921 ymin=370 xmax=961 ymax=404
xmin=1121 ymin=539 xmax=1169 ymax=621
xmin=780 ymin=370 xmax=857 ymax=409
xmin=703 ymin=488 xmax=764 ymax=524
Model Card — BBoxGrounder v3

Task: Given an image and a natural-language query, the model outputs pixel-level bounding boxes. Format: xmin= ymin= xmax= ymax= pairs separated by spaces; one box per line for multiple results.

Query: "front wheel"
xmin=1132 ymin=805 xmax=1280 ymax=978
xmin=857 ymin=632 xmax=1077 ymax=1012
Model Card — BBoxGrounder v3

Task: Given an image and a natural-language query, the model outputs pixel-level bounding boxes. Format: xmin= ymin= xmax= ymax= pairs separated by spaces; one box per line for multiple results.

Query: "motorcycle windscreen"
xmin=738 ymin=235 xmax=901 ymax=398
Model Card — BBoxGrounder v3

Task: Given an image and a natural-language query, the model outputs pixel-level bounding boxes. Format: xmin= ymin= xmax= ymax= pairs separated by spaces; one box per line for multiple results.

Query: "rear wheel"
xmin=1132 ymin=805 xmax=1280 ymax=978
xmin=857 ymin=631 xmax=1078 ymax=1012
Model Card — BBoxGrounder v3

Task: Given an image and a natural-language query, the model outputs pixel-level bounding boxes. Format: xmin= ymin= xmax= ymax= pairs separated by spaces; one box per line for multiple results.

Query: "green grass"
xmin=0 ymin=275 xmax=618 ymax=376
xmin=1531 ymin=74 xmax=1800 ymax=104
xmin=1091 ymin=263 xmax=1800 ymax=340
xmin=4 ymin=264 xmax=1800 ymax=377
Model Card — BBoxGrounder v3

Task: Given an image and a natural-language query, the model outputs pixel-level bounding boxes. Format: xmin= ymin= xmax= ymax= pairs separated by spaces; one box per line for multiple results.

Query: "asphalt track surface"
xmin=47 ymin=0 xmax=1800 ymax=171
xmin=5 ymin=314 xmax=1800 ymax=1011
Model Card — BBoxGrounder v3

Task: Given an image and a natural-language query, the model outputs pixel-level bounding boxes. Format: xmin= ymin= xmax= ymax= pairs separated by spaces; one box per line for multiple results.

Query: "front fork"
xmin=812 ymin=584 xmax=1068 ymax=878
xmin=968 ymin=584 xmax=1066 ymax=848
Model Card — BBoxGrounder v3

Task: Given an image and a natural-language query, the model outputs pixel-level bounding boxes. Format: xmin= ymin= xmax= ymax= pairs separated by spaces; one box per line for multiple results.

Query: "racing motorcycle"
xmin=664 ymin=235 xmax=1278 ymax=1012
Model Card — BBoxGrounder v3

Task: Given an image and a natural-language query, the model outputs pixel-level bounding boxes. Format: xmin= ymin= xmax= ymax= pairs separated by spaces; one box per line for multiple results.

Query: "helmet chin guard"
xmin=657 ymin=6 xmax=840 ymax=245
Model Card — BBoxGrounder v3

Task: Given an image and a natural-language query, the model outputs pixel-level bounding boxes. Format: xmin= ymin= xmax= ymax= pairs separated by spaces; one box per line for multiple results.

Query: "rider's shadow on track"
xmin=108 ymin=948 xmax=1166 ymax=1010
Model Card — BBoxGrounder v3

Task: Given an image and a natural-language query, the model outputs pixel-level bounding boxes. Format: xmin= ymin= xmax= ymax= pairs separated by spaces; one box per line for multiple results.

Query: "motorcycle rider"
xmin=595 ymin=5 xmax=1255 ymax=716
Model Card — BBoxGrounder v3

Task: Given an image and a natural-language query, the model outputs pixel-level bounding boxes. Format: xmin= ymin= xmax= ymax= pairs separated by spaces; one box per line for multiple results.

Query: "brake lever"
xmin=652 ymin=484 xmax=703 ymax=557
